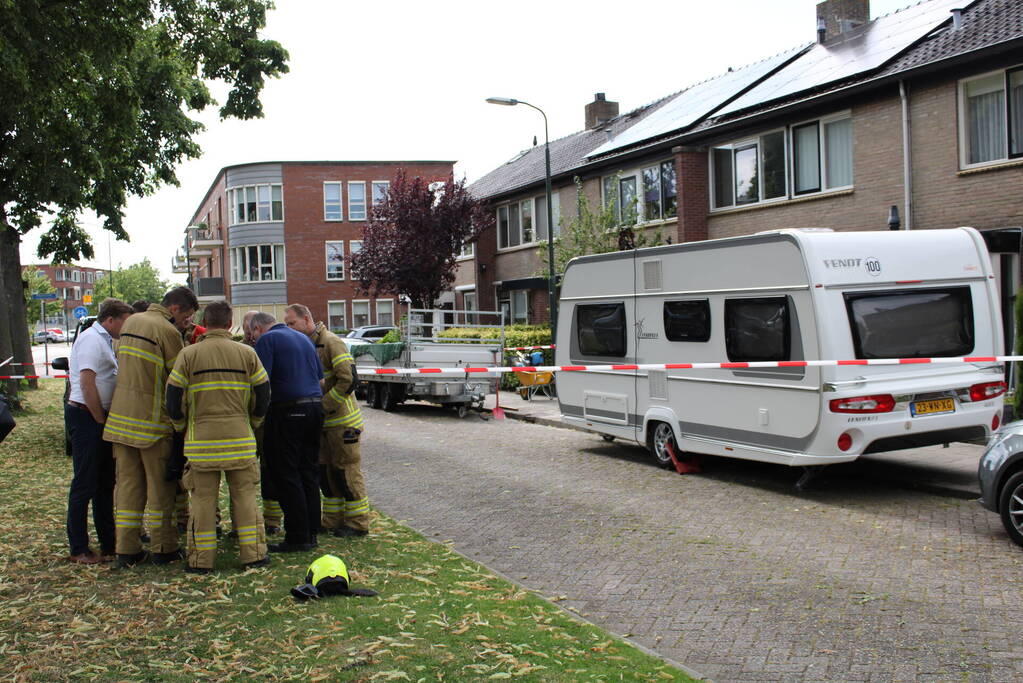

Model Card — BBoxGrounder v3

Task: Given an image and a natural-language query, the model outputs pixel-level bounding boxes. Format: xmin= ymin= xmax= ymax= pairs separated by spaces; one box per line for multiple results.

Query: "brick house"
xmin=174 ymin=160 xmax=454 ymax=330
xmin=25 ymin=263 xmax=107 ymax=330
xmin=462 ymin=0 xmax=1023 ymax=346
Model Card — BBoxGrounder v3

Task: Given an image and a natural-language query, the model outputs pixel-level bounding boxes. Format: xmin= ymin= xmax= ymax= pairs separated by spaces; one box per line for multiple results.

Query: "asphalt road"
xmin=361 ymin=401 xmax=1023 ymax=683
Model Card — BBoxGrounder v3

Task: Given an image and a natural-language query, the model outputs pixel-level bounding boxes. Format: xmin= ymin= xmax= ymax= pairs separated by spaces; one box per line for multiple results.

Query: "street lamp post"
xmin=486 ymin=97 xmax=558 ymax=342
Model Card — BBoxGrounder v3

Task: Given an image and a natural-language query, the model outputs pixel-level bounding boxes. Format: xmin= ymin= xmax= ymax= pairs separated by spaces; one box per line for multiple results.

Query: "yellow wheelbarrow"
xmin=516 ymin=370 xmax=556 ymax=400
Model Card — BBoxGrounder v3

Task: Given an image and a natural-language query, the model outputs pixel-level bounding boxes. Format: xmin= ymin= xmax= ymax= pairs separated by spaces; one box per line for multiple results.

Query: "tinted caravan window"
xmin=844 ymin=287 xmax=974 ymax=359
xmin=664 ymin=300 xmax=711 ymax=342
xmin=576 ymin=303 xmax=627 ymax=357
xmin=725 ymin=297 xmax=790 ymax=361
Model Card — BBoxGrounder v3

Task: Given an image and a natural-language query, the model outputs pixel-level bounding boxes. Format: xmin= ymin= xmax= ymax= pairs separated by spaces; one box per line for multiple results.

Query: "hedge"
xmin=438 ymin=324 xmax=553 ymax=390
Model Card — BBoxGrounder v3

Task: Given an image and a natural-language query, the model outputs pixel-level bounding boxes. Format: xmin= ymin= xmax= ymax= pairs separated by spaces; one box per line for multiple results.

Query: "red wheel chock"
xmin=665 ymin=440 xmax=701 ymax=474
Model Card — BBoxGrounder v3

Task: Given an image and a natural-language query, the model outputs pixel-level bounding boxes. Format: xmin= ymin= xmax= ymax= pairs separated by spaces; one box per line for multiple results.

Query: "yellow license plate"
xmin=911 ymin=397 xmax=955 ymax=416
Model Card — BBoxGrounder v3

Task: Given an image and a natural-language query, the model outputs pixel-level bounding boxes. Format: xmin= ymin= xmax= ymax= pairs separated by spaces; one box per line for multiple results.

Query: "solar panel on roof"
xmin=585 ymin=45 xmax=808 ymax=159
xmin=715 ymin=0 xmax=968 ymax=118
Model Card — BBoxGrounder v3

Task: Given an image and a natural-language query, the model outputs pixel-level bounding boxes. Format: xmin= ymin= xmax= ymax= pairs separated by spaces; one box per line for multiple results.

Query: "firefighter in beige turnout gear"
xmin=102 ymin=287 xmax=197 ymax=567
xmin=283 ymin=304 xmax=369 ymax=536
xmin=166 ymin=301 xmax=271 ymax=572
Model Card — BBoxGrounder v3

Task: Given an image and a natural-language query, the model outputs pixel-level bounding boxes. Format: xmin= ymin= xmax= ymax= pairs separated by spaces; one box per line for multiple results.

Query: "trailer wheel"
xmin=601 ymin=434 xmax=615 ymax=443
xmin=381 ymin=383 xmax=403 ymax=412
xmin=457 ymin=404 xmax=469 ymax=419
xmin=366 ymin=383 xmax=383 ymax=409
xmin=648 ymin=421 xmax=678 ymax=469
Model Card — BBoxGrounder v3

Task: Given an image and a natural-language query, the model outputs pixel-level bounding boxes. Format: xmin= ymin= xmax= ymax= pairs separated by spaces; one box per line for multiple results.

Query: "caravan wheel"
xmin=649 ymin=422 xmax=677 ymax=469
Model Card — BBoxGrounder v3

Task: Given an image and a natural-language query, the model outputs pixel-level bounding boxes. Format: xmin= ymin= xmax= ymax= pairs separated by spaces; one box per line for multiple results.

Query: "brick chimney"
xmin=585 ymin=93 xmax=619 ymax=130
xmin=816 ymin=0 xmax=869 ymax=43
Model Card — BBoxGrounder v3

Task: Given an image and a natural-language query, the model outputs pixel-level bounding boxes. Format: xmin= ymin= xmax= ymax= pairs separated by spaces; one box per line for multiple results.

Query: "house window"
xmin=463 ymin=292 xmax=476 ymax=323
xmin=324 ymin=182 xmax=342 ymax=221
xmin=712 ymin=117 xmax=852 ymax=209
xmin=725 ymin=297 xmax=790 ymax=362
xmin=511 ymin=290 xmax=528 ymax=324
xmin=327 ymin=301 xmax=346 ymax=334
xmin=960 ymin=67 xmax=1023 ymax=166
xmin=576 ymin=303 xmax=627 ymax=358
xmin=86 ymin=272 xmax=93 ymax=284
xmin=663 ymin=300 xmax=711 ymax=342
xmin=231 ymin=244 xmax=286 ymax=282
xmin=642 ymin=160 xmax=679 ymax=221
xmin=376 ymin=299 xmax=394 ymax=327
xmin=371 ymin=181 xmax=390 ymax=207
xmin=326 ymin=242 xmax=344 ymax=280
xmin=520 ymin=199 xmax=533 ymax=243
xmin=72 ymin=270 xmax=81 ymax=283
xmin=459 ymin=241 xmax=474 ymax=258
xmin=350 ymin=240 xmax=362 ymax=256
xmin=229 ymin=184 xmax=283 ymax=225
xmin=349 ymin=182 xmax=367 ymax=221
xmin=352 ymin=300 xmax=370 ymax=328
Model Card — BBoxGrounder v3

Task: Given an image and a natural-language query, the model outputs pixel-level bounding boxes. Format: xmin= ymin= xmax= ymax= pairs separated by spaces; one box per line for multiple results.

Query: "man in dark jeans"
xmin=250 ymin=311 xmax=324 ymax=552
xmin=66 ymin=298 xmax=134 ymax=564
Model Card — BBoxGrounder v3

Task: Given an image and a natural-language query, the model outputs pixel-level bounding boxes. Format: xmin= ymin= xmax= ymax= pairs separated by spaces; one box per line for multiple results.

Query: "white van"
xmin=555 ymin=227 xmax=1006 ymax=469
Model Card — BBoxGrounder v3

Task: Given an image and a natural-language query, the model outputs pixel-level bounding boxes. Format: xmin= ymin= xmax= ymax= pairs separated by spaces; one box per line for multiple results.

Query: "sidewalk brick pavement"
xmin=362 ymin=397 xmax=1023 ymax=682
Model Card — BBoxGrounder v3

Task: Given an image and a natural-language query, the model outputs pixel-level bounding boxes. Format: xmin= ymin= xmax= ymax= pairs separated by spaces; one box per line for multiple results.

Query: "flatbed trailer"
xmin=355 ymin=309 xmax=504 ymax=417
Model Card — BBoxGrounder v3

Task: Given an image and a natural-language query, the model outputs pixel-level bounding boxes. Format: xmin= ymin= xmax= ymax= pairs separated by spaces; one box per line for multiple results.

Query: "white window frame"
xmin=231 ymin=243 xmax=287 ymax=283
xmin=958 ymin=66 xmax=1023 ymax=169
xmin=375 ymin=299 xmax=395 ymax=327
xmin=497 ymin=194 xmax=556 ymax=251
xmin=709 ymin=113 xmax=851 ymax=211
xmin=327 ymin=300 xmax=347 ymax=334
xmin=351 ymin=298 xmax=371 ymax=328
xmin=602 ymin=172 xmax=642 ymax=226
xmin=228 ymin=183 xmax=284 ymax=225
xmin=371 ymin=180 xmax=390 ymax=207
xmin=640 ymin=159 xmax=679 ymax=222
xmin=325 ymin=241 xmax=345 ymax=281
xmin=324 ymin=181 xmax=343 ymax=221
xmin=72 ymin=270 xmax=81 ymax=282
xmin=348 ymin=181 xmax=367 ymax=221
xmin=458 ymin=241 xmax=475 ymax=259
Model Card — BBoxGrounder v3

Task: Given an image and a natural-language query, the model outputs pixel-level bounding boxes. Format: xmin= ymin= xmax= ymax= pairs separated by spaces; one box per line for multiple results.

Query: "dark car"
xmin=52 ymin=316 xmax=98 ymax=455
xmin=978 ymin=420 xmax=1023 ymax=547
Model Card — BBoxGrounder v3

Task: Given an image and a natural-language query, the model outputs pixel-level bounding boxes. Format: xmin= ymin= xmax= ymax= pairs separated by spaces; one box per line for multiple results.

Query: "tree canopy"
xmin=104 ymin=259 xmax=173 ymax=308
xmin=351 ymin=170 xmax=493 ymax=309
xmin=0 ymin=0 xmax=288 ymax=383
xmin=538 ymin=176 xmax=663 ymax=278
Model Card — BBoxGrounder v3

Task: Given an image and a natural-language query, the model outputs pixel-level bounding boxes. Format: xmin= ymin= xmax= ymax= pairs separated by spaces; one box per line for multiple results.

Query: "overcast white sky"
xmin=20 ymin=0 xmax=911 ymax=279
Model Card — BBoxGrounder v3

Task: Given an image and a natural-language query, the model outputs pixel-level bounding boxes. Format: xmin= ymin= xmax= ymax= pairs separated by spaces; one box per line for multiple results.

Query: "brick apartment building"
xmin=174 ymin=160 xmax=454 ymax=330
xmin=462 ymin=0 xmax=1023 ymax=345
xmin=25 ymin=263 xmax=107 ymax=330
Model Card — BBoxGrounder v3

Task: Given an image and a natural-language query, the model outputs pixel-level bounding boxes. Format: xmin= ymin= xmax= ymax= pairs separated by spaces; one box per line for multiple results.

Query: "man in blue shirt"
xmin=251 ymin=312 xmax=324 ymax=552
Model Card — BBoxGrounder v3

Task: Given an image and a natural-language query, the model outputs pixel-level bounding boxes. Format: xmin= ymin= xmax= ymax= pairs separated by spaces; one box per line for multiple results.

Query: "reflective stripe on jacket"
xmin=167 ymin=329 xmax=269 ymax=470
xmin=312 ymin=323 xmax=364 ymax=431
xmin=102 ymin=304 xmax=183 ymax=447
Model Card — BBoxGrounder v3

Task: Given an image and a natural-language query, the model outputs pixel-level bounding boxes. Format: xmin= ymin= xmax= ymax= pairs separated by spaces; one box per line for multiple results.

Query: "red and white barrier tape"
xmin=5 ymin=361 xmax=54 ymax=366
xmin=506 ymin=345 xmax=555 ymax=352
xmin=361 ymin=355 xmax=1012 ymax=376
xmin=0 ymin=374 xmax=68 ymax=380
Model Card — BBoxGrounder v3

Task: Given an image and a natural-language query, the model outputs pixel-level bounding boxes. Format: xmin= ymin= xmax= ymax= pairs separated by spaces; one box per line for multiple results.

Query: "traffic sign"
xmin=31 ymin=293 xmax=57 ymax=300
xmin=73 ymin=306 xmax=89 ymax=319
xmin=83 ymin=294 xmax=93 ymax=304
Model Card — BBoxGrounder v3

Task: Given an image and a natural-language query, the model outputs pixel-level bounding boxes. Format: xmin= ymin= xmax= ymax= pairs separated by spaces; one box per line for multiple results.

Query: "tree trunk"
xmin=0 ymin=221 xmax=38 ymax=392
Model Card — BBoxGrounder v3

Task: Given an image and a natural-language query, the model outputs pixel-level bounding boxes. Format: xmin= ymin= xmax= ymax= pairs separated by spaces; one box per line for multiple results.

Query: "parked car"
xmin=344 ymin=325 xmax=397 ymax=347
xmin=32 ymin=329 xmax=66 ymax=343
xmin=978 ymin=420 xmax=1023 ymax=547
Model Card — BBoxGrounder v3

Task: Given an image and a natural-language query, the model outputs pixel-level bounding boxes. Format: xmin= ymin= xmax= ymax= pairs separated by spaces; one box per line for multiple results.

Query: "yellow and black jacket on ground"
xmin=312 ymin=323 xmax=364 ymax=431
xmin=165 ymin=329 xmax=269 ymax=470
xmin=102 ymin=304 xmax=183 ymax=447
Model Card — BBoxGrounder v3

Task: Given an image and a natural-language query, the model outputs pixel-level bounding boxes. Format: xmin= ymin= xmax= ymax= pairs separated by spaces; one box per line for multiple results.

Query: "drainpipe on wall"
xmin=900 ymin=80 xmax=913 ymax=230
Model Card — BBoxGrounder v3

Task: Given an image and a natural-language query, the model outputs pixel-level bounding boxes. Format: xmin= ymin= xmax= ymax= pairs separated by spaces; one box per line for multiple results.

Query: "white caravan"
xmin=555 ymin=227 xmax=1006 ymax=470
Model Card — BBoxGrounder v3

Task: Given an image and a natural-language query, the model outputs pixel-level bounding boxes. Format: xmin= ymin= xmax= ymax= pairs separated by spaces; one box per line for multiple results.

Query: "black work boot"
xmin=117 ymin=550 xmax=149 ymax=568
xmin=152 ymin=548 xmax=185 ymax=565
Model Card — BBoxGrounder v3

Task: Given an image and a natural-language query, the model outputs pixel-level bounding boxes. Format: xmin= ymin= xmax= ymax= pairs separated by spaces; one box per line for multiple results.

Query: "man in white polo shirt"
xmin=66 ymin=298 xmax=134 ymax=565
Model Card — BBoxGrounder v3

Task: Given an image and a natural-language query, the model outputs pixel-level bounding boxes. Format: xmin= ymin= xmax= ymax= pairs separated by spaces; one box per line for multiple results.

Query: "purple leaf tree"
xmin=350 ymin=169 xmax=493 ymax=309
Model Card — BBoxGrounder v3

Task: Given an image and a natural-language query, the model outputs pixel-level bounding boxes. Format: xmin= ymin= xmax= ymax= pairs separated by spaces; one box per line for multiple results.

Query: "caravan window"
xmin=576 ymin=303 xmax=627 ymax=357
xmin=844 ymin=287 xmax=974 ymax=359
xmin=725 ymin=298 xmax=790 ymax=362
xmin=663 ymin=300 xmax=711 ymax=342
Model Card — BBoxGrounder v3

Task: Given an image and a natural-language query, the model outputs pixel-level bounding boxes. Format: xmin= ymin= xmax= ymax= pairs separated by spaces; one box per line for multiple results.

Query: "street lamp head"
xmin=486 ymin=97 xmax=518 ymax=106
